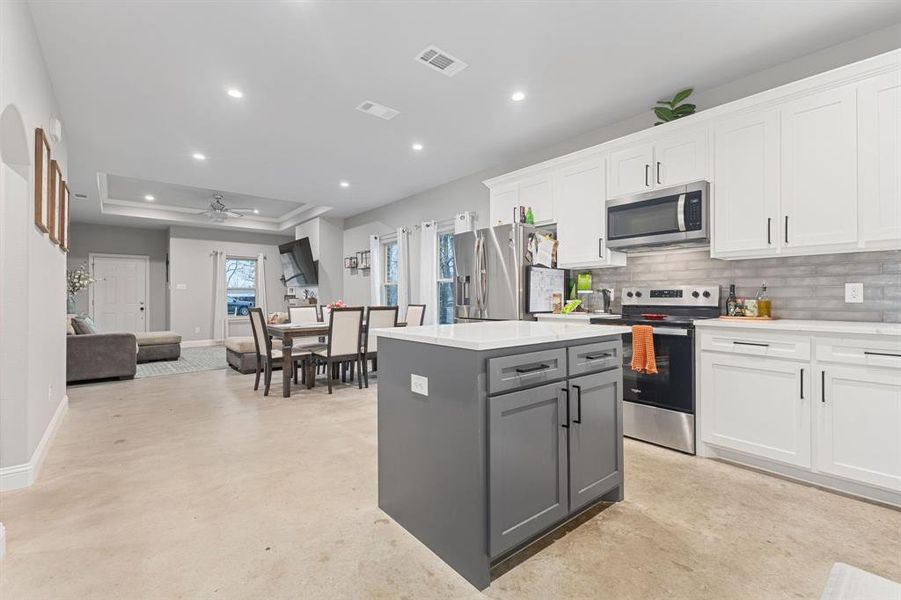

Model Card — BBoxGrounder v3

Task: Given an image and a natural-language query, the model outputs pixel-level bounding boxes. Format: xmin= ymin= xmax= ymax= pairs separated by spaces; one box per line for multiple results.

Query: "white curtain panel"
xmin=256 ymin=253 xmax=268 ymax=316
xmin=212 ymin=250 xmax=227 ymax=342
xmin=369 ymin=235 xmax=382 ymax=304
xmin=419 ymin=221 xmax=438 ymax=325
xmin=396 ymin=227 xmax=410 ymax=315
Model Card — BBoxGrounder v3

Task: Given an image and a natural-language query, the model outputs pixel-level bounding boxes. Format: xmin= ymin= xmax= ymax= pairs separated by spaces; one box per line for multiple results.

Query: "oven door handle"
xmin=677 ymin=194 xmax=687 ymax=232
xmin=648 ymin=327 xmax=690 ymax=336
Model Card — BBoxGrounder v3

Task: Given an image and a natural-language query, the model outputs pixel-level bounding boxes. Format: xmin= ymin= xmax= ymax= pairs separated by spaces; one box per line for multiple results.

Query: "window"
xmin=384 ymin=241 xmax=398 ymax=305
xmin=225 ymin=257 xmax=257 ymax=316
xmin=437 ymin=232 xmax=455 ymax=324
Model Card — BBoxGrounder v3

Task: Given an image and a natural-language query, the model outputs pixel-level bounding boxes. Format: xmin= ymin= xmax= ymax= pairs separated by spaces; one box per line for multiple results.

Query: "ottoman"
xmin=136 ymin=331 xmax=182 ymax=363
xmin=225 ymin=337 xmax=282 ymax=374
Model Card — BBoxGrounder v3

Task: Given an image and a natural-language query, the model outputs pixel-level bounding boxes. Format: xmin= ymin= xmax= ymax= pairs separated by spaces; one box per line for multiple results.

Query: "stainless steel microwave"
xmin=606 ymin=181 xmax=709 ymax=251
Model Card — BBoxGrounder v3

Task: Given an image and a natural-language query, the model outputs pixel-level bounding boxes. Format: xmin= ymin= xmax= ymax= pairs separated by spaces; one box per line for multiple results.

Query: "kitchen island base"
xmin=376 ymin=325 xmax=626 ymax=590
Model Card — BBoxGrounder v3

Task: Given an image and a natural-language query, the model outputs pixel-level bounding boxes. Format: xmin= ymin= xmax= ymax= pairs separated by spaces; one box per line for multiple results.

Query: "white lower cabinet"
xmin=700 ymin=352 xmax=810 ymax=468
xmin=699 ymin=327 xmax=901 ymax=504
xmin=817 ymin=365 xmax=901 ymax=491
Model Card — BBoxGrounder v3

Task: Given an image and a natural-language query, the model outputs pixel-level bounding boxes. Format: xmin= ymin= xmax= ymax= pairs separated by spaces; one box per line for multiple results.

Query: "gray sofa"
xmin=66 ymin=333 xmax=137 ymax=382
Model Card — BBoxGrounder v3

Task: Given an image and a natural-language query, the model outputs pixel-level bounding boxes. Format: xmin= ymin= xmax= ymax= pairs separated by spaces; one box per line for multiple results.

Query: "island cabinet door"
xmin=567 ymin=369 xmax=622 ymax=512
xmin=489 ymin=382 xmax=569 ymax=558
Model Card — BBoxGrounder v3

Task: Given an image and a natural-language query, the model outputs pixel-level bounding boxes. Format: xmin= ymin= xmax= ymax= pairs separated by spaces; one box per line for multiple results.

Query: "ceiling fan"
xmin=197 ymin=194 xmax=257 ymax=221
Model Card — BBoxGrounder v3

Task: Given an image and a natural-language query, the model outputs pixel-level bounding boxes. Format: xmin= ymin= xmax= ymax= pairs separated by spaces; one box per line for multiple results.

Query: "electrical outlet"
xmin=194 ymin=327 xmax=201 ymax=334
xmin=176 ymin=283 xmax=187 ymax=290
xmin=411 ymin=374 xmax=429 ymax=396
xmin=845 ymin=283 xmax=864 ymax=304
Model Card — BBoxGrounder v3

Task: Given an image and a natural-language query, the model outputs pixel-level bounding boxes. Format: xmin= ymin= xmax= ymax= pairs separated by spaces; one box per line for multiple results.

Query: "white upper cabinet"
xmin=554 ymin=156 xmax=626 ymax=269
xmin=655 ymin=129 xmax=709 ymax=188
xmin=711 ymin=111 xmax=781 ymax=257
xmin=781 ymin=86 xmax=858 ymax=251
xmin=607 ymin=129 xmax=708 ymax=198
xmin=858 ymin=71 xmax=901 ymax=247
xmin=489 ymin=184 xmax=519 ymax=226
xmin=608 ymin=143 xmax=654 ymax=197
xmin=518 ymin=173 xmax=555 ymax=225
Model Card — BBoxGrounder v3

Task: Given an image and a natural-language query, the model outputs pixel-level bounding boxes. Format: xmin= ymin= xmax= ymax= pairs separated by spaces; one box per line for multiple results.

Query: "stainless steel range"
xmin=591 ymin=285 xmax=720 ymax=454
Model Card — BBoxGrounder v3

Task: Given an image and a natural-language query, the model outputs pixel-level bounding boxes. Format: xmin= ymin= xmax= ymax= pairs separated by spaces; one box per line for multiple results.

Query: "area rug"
xmin=136 ymin=346 xmax=228 ymax=379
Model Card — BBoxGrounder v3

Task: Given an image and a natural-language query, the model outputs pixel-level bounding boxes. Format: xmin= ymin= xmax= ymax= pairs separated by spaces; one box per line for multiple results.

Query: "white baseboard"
xmin=0 ymin=522 xmax=5 ymax=559
xmin=181 ymin=339 xmax=222 ymax=348
xmin=0 ymin=395 xmax=68 ymax=492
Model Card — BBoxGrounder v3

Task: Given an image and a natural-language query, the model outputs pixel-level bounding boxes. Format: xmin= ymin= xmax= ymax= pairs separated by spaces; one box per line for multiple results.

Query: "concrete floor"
xmin=1 ymin=368 xmax=899 ymax=599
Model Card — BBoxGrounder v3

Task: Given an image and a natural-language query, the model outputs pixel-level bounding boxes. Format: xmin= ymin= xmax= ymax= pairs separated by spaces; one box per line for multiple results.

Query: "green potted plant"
xmin=654 ymin=88 xmax=696 ymax=125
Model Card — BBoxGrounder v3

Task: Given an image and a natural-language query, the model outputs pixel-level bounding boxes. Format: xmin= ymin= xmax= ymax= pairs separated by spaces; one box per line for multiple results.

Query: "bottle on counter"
xmin=525 ymin=206 xmax=535 ymax=225
xmin=726 ymin=284 xmax=738 ymax=316
xmin=757 ymin=282 xmax=772 ymax=318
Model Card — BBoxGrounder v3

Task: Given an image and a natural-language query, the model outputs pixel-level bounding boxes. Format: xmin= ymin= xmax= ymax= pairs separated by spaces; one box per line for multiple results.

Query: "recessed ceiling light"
xmin=412 ymin=142 xmax=424 ymax=151
xmin=511 ymin=91 xmax=526 ymax=102
xmin=144 ymin=194 xmax=155 ymax=201
xmin=253 ymin=209 xmax=259 ymax=214
xmin=227 ymin=88 xmax=244 ymax=99
xmin=192 ymin=153 xmax=206 ymax=161
xmin=339 ymin=181 xmax=350 ymax=188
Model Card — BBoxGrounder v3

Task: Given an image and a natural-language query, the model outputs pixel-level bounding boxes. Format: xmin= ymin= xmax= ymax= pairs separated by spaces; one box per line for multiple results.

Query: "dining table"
xmin=267 ymin=320 xmax=406 ymax=398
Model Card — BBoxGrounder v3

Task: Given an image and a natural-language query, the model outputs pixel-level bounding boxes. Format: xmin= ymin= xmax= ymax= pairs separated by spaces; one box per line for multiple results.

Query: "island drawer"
xmin=488 ymin=348 xmax=567 ymax=395
xmin=568 ymin=340 xmax=621 ymax=376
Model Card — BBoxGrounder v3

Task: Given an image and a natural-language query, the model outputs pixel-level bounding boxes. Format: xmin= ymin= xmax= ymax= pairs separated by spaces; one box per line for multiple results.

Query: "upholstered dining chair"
xmin=405 ymin=304 xmax=426 ymax=327
xmin=249 ymin=308 xmax=310 ymax=396
xmin=289 ymin=305 xmax=319 ymax=324
xmin=311 ymin=307 xmax=364 ymax=394
xmin=360 ymin=306 xmax=398 ymax=388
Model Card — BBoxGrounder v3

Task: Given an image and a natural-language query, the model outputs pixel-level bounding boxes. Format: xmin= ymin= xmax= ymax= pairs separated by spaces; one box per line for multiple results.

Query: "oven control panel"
xmin=622 ymin=286 xmax=720 ymax=307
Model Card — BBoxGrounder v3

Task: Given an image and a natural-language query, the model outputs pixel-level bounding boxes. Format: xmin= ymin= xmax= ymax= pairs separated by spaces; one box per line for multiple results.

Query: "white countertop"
xmin=694 ymin=318 xmax=901 ymax=337
xmin=373 ymin=320 xmax=631 ymax=351
xmin=535 ymin=312 xmax=621 ymax=322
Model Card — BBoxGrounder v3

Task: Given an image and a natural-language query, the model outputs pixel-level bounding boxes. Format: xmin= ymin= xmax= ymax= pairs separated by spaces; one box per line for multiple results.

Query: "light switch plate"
xmin=176 ymin=283 xmax=187 ymax=290
xmin=411 ymin=374 xmax=428 ymax=396
xmin=845 ymin=283 xmax=864 ymax=303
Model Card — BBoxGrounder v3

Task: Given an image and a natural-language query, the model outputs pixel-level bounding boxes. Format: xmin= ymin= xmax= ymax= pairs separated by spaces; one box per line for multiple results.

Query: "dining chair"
xmin=361 ymin=306 xmax=399 ymax=388
xmin=311 ymin=307 xmax=364 ymax=394
xmin=289 ymin=305 xmax=319 ymax=324
xmin=249 ymin=308 xmax=310 ymax=396
xmin=405 ymin=304 xmax=426 ymax=327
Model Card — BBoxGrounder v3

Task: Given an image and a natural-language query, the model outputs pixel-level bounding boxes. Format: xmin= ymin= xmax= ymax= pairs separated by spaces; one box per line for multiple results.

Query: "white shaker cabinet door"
xmin=700 ymin=352 xmax=811 ymax=468
xmin=858 ymin=71 xmax=901 ymax=247
xmin=817 ymin=365 xmax=901 ymax=492
xmin=489 ymin=184 xmax=519 ymax=226
xmin=608 ymin=143 xmax=653 ymax=198
xmin=712 ymin=111 xmax=781 ymax=257
xmin=655 ymin=128 xmax=708 ymax=188
xmin=780 ymin=86 xmax=858 ymax=251
xmin=518 ymin=173 xmax=555 ymax=225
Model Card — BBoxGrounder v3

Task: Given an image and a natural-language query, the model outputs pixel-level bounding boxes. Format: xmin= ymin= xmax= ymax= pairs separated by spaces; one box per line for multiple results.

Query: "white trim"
xmin=88 ymin=253 xmax=152 ymax=333
xmin=0 ymin=522 xmax=5 ymax=559
xmin=0 ymin=395 xmax=68 ymax=492
xmin=181 ymin=339 xmax=222 ymax=348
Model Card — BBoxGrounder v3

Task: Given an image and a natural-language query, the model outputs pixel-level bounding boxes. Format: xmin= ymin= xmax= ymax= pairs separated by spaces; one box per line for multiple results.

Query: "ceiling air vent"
xmin=415 ymin=45 xmax=468 ymax=77
xmin=355 ymin=100 xmax=400 ymax=121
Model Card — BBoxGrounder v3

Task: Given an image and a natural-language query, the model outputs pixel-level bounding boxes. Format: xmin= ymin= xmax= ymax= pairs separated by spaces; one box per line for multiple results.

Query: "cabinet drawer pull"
xmin=598 ymin=237 xmax=604 ymax=259
xmin=561 ymin=388 xmax=570 ymax=429
xmin=572 ymin=385 xmax=582 ymax=424
xmin=785 ymin=216 xmax=789 ymax=244
xmin=767 ymin=218 xmax=772 ymax=245
xmin=585 ymin=353 xmax=613 ymax=360
xmin=800 ymin=368 xmax=804 ymax=399
xmin=645 ymin=164 xmax=650 ymax=187
xmin=821 ymin=370 xmax=826 ymax=403
xmin=864 ymin=351 xmax=901 ymax=358
xmin=656 ymin=161 xmax=662 ymax=185
xmin=733 ymin=341 xmax=770 ymax=348
xmin=515 ymin=363 xmax=550 ymax=374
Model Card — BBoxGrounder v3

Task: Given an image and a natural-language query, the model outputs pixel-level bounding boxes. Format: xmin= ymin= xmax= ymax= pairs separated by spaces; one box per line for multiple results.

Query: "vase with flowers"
xmin=66 ymin=263 xmax=96 ymax=314
xmin=327 ymin=300 xmax=346 ymax=310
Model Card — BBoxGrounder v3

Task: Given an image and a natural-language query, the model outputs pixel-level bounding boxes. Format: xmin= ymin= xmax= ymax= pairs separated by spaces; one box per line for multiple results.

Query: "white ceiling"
xmin=29 ymin=0 xmax=901 ymax=231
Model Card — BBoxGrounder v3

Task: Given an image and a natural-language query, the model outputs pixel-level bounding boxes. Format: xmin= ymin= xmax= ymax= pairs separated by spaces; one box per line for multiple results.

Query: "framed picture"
xmin=48 ymin=160 xmax=60 ymax=245
xmin=34 ymin=128 xmax=51 ymax=232
xmin=59 ymin=180 xmax=70 ymax=252
xmin=359 ymin=250 xmax=371 ymax=269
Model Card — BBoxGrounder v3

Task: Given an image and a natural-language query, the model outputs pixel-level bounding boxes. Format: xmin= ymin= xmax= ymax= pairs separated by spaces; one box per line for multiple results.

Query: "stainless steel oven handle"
xmin=677 ymin=194 xmax=686 ymax=232
xmin=648 ymin=327 xmax=689 ymax=336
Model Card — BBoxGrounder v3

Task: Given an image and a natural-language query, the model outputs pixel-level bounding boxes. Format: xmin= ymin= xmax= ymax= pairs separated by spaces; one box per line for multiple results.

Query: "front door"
xmin=91 ymin=255 xmax=148 ymax=332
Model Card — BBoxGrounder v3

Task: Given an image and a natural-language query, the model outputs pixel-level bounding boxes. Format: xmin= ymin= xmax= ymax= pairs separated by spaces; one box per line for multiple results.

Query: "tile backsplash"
xmin=579 ymin=248 xmax=901 ymax=322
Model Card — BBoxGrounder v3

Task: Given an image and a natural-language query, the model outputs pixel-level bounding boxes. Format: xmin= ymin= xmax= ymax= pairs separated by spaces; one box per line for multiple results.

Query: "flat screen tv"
xmin=279 ymin=238 xmax=318 ymax=285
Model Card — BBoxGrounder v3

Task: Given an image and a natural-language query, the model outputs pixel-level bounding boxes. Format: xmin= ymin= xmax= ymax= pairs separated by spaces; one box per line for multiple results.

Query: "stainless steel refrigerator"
xmin=454 ymin=223 xmax=552 ymax=322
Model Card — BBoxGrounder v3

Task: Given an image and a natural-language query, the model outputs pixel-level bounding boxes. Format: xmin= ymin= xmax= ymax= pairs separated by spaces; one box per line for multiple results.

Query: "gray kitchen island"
xmin=375 ymin=320 xmax=629 ymax=590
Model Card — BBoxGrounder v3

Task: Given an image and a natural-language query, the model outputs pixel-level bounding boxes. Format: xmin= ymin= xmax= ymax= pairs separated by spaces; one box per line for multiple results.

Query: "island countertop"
xmin=372 ymin=320 xmax=630 ymax=351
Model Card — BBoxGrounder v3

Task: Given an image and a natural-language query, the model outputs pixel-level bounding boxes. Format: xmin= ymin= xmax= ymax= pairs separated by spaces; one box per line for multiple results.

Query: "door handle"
xmin=645 ymin=164 xmax=650 ymax=187
xmin=598 ymin=237 xmax=604 ymax=259
xmin=656 ymin=161 xmax=662 ymax=185
xmin=785 ymin=216 xmax=789 ymax=244
xmin=561 ymin=388 xmax=570 ymax=429
xmin=800 ymin=368 xmax=804 ymax=399
xmin=821 ymin=370 xmax=826 ymax=403
xmin=572 ymin=384 xmax=582 ymax=424
xmin=767 ymin=218 xmax=772 ymax=245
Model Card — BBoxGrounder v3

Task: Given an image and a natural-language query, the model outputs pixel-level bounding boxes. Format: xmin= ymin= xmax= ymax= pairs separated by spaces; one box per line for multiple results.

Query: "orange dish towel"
xmin=630 ymin=325 xmax=658 ymax=374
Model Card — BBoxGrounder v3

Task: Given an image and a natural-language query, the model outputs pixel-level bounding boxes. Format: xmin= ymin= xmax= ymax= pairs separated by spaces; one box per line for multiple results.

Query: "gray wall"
xmin=580 ymin=248 xmax=901 ymax=322
xmin=294 ymin=217 xmax=345 ymax=304
xmin=340 ymin=22 xmax=901 ymax=309
xmin=67 ymin=223 xmax=169 ymax=331
xmin=168 ymin=226 xmax=293 ymax=342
